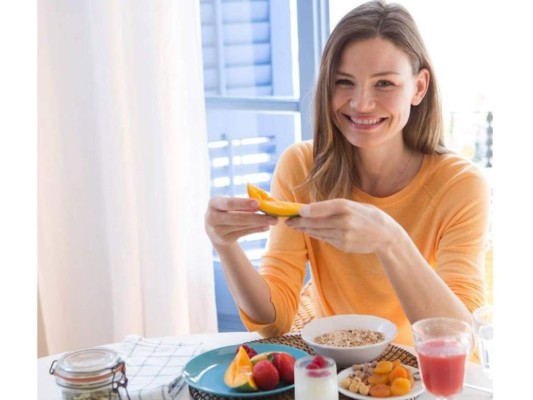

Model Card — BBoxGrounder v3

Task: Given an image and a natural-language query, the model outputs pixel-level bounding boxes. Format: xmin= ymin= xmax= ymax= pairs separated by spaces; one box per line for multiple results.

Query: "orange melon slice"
xmin=247 ymin=183 xmax=303 ymax=217
xmin=224 ymin=345 xmax=258 ymax=392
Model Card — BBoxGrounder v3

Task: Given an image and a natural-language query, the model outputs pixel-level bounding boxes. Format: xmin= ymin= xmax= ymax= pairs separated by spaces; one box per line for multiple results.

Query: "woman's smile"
xmin=342 ymin=114 xmax=387 ymax=130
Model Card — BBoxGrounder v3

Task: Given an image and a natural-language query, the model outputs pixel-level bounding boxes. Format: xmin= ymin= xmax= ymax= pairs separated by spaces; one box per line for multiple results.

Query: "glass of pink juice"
xmin=413 ymin=318 xmax=473 ymax=400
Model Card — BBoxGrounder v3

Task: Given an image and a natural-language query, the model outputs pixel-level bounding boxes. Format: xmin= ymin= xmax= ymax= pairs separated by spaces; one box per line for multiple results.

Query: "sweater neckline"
xmin=352 ymin=153 xmax=431 ymax=204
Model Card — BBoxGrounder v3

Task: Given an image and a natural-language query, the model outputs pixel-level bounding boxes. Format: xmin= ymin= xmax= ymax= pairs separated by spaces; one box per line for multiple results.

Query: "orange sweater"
xmin=239 ymin=141 xmax=490 ymax=345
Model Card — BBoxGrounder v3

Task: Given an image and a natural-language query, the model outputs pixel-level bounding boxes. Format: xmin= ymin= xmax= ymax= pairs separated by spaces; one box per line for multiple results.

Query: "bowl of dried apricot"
xmin=338 ymin=359 xmax=424 ymax=399
xmin=301 ymin=314 xmax=397 ymax=368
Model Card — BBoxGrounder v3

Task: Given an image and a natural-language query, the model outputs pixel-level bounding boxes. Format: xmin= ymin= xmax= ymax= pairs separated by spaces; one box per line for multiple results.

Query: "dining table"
xmin=38 ymin=331 xmax=492 ymax=399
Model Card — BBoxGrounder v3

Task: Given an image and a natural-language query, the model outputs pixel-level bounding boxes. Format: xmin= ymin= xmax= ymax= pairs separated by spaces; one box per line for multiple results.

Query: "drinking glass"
xmin=473 ymin=305 xmax=493 ymax=380
xmin=294 ymin=355 xmax=338 ymax=400
xmin=412 ymin=317 xmax=473 ymax=400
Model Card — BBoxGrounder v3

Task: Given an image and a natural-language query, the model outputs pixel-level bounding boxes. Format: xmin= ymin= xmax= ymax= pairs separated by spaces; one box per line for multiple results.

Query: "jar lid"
xmin=51 ymin=348 xmax=124 ymax=384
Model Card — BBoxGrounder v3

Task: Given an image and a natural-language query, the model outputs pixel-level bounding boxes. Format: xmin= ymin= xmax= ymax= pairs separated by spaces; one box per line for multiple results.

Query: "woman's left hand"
xmin=285 ymin=199 xmax=399 ymax=254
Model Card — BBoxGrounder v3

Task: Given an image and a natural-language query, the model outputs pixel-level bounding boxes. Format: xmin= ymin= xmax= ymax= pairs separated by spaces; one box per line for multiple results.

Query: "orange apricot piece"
xmin=374 ymin=360 xmax=394 ymax=374
xmin=392 ymin=359 xmax=402 ymax=368
xmin=388 ymin=365 xmax=408 ymax=382
xmin=369 ymin=383 xmax=391 ymax=398
xmin=390 ymin=377 xmax=412 ymax=396
xmin=368 ymin=373 xmax=389 ymax=386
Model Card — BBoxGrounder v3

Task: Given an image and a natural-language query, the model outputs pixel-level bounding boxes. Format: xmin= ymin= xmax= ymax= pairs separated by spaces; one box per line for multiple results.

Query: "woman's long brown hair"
xmin=306 ymin=0 xmax=445 ymax=201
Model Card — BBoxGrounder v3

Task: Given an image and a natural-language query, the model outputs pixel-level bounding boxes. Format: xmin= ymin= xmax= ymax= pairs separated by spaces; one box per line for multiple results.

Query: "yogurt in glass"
xmin=294 ymin=355 xmax=338 ymax=400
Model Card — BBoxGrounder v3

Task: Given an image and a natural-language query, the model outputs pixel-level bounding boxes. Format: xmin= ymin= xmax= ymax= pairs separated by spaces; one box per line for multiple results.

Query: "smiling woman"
xmin=204 ymin=0 xmax=490 ymax=347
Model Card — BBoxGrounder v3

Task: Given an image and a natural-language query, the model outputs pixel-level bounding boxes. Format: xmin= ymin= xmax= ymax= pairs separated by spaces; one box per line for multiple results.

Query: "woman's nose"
xmin=349 ymin=88 xmax=375 ymax=111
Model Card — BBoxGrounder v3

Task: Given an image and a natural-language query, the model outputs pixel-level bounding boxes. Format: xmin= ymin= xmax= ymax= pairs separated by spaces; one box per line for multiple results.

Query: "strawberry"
xmin=306 ymin=355 xmax=327 ymax=369
xmin=305 ymin=355 xmax=330 ymax=377
xmin=272 ymin=353 xmax=295 ymax=383
xmin=252 ymin=360 xmax=280 ymax=390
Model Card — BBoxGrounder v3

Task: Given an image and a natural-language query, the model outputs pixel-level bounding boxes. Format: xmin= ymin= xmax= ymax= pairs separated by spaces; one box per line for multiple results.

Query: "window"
xmin=200 ymin=0 xmax=327 ymax=331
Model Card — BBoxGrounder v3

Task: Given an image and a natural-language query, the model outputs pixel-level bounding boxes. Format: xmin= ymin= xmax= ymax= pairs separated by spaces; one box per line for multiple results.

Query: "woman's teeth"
xmin=349 ymin=117 xmax=382 ymax=125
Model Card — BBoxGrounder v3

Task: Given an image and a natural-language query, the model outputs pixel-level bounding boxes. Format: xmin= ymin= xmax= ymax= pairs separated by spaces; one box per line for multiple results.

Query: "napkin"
xmin=117 ymin=334 xmax=204 ymax=400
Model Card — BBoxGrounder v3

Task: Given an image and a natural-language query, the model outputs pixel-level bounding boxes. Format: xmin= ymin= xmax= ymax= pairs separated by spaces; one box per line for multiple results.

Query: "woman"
xmin=204 ymin=0 xmax=489 ymax=345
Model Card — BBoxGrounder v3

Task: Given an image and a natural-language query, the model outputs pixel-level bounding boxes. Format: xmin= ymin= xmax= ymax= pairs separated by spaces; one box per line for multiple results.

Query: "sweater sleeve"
xmin=238 ymin=142 xmax=312 ymax=336
xmin=434 ymin=165 xmax=491 ymax=313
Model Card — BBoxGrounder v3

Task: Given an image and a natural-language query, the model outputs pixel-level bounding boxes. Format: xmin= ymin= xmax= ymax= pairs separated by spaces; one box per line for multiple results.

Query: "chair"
xmin=289 ymin=280 xmax=316 ymax=333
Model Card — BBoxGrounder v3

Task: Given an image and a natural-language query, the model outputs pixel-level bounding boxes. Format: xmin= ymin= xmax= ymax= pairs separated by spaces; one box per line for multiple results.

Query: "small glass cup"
xmin=473 ymin=305 xmax=493 ymax=380
xmin=412 ymin=317 xmax=473 ymax=400
xmin=294 ymin=355 xmax=338 ymax=400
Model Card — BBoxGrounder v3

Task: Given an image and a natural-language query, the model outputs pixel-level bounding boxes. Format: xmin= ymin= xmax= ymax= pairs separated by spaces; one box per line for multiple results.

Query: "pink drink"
xmin=417 ymin=339 xmax=467 ymax=397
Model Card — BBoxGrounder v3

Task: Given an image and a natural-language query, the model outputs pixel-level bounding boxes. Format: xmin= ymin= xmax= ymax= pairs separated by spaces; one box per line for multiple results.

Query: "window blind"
xmin=200 ymin=0 xmax=272 ymax=96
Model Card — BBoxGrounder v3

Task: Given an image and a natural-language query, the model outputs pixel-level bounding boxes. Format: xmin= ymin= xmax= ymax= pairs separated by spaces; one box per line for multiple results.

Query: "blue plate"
xmin=183 ymin=343 xmax=309 ymax=398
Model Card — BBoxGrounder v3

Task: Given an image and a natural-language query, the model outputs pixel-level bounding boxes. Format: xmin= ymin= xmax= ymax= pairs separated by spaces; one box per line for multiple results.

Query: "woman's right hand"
xmin=205 ymin=197 xmax=278 ymax=247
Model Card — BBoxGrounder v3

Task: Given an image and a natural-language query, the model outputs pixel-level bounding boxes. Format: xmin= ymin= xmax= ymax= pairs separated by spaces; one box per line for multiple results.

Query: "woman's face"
xmin=331 ymin=37 xmax=428 ymax=150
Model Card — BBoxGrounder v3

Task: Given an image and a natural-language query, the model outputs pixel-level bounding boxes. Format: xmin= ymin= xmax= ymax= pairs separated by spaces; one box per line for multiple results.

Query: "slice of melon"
xmin=247 ymin=183 xmax=304 ymax=217
xmin=224 ymin=345 xmax=259 ymax=391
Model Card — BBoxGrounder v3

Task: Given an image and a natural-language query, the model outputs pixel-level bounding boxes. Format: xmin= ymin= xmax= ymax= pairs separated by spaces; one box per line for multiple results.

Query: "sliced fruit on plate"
xmin=272 ymin=352 xmax=296 ymax=383
xmin=250 ymin=351 xmax=273 ymax=365
xmin=224 ymin=345 xmax=258 ymax=392
xmin=252 ymin=360 xmax=280 ymax=390
xmin=247 ymin=183 xmax=304 ymax=217
xmin=236 ymin=343 xmax=258 ymax=359
xmin=250 ymin=350 xmax=290 ymax=365
xmin=249 ymin=351 xmax=296 ymax=383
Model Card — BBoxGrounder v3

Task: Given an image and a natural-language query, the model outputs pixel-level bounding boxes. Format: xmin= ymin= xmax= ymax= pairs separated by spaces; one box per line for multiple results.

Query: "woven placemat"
xmin=189 ymin=334 xmax=417 ymax=400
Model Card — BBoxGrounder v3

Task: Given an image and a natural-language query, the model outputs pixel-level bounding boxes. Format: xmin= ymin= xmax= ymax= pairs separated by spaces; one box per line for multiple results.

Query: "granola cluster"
xmin=314 ymin=329 xmax=385 ymax=347
xmin=339 ymin=361 xmax=377 ymax=395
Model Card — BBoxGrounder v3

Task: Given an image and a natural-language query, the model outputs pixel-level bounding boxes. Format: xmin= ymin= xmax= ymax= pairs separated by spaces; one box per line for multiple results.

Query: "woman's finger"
xmin=299 ymin=198 xmax=352 ymax=218
xmin=286 ymin=214 xmax=351 ymax=230
xmin=213 ymin=210 xmax=278 ymax=227
xmin=222 ymin=225 xmax=271 ymax=242
xmin=290 ymin=226 xmax=337 ymax=240
xmin=209 ymin=196 xmax=260 ymax=212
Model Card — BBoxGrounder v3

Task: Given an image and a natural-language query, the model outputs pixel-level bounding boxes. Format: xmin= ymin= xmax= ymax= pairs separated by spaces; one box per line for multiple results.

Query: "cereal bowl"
xmin=300 ymin=314 xmax=397 ymax=367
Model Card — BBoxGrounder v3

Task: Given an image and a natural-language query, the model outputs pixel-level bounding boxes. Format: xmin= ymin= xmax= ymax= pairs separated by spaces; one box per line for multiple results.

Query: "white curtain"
xmin=38 ymin=0 xmax=218 ymax=355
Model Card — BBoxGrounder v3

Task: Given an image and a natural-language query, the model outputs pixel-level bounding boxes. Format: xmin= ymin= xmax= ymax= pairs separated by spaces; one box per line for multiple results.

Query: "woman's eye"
xmin=335 ymin=79 xmax=353 ymax=87
xmin=376 ymin=80 xmax=394 ymax=87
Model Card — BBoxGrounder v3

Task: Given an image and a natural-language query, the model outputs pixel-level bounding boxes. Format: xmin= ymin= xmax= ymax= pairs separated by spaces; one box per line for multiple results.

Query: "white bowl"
xmin=300 ymin=314 xmax=397 ymax=367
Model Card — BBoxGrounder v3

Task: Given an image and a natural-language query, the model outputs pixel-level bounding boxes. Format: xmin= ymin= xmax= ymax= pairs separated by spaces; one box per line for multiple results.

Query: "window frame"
xmin=204 ymin=0 xmax=330 ymax=141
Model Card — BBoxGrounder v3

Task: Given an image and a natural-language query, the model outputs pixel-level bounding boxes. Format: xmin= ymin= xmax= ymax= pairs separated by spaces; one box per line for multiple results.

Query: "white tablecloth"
xmin=38 ymin=331 xmax=492 ymax=399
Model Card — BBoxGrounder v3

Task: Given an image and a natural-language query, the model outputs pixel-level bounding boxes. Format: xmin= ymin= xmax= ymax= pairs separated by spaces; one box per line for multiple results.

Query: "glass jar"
xmin=50 ymin=348 xmax=129 ymax=400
